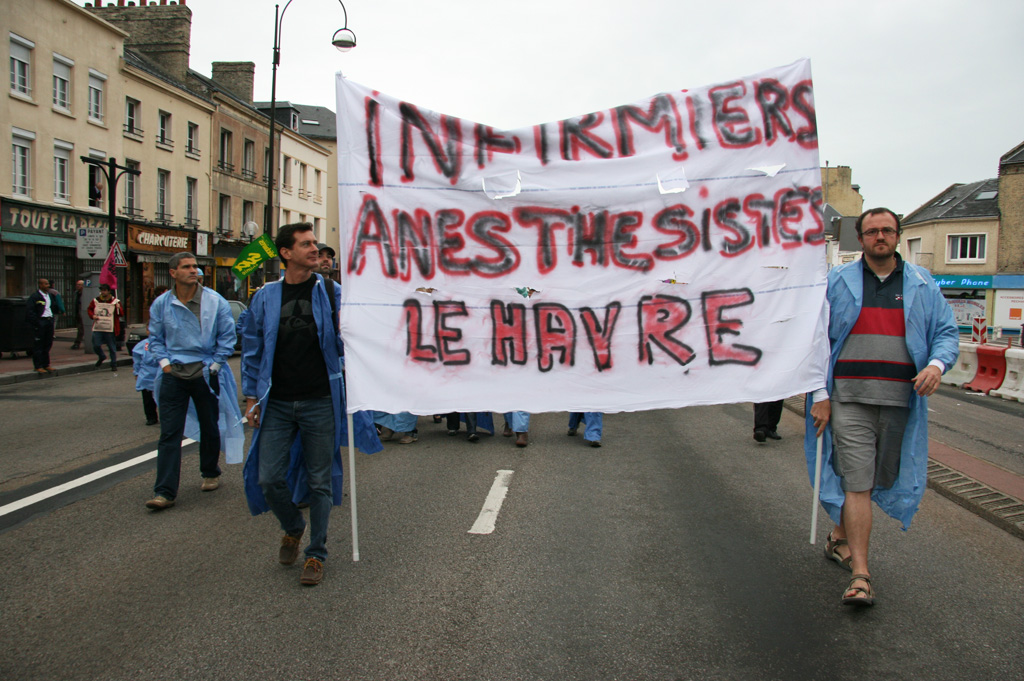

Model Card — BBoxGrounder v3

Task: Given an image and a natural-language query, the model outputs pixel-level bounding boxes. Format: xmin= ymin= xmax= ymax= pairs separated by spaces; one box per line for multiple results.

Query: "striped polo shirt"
xmin=832 ymin=256 xmax=915 ymax=407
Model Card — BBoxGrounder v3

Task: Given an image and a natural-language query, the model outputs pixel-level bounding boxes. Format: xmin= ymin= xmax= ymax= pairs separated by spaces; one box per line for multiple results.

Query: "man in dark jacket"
xmin=25 ymin=278 xmax=56 ymax=373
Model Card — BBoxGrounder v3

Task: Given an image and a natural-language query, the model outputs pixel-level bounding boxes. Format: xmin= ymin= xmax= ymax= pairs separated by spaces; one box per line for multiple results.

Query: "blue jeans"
xmin=155 ymin=373 xmax=221 ymax=499
xmin=258 ymin=397 xmax=335 ymax=562
xmin=92 ymin=331 xmax=117 ymax=365
xmin=568 ymin=412 xmax=603 ymax=441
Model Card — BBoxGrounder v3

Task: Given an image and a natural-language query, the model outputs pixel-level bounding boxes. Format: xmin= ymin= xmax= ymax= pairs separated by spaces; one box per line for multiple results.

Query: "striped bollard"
xmin=972 ymin=316 xmax=987 ymax=344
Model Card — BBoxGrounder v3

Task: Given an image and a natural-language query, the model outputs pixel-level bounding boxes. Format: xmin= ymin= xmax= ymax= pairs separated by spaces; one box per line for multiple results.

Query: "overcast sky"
xmin=175 ymin=0 xmax=1024 ymax=217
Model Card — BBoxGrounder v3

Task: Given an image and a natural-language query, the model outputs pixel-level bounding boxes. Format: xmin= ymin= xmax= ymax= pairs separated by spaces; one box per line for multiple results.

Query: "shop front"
xmin=126 ymin=223 xmax=195 ymax=324
xmin=1 ymin=198 xmax=115 ymax=327
xmin=936 ymin=273 xmax=1024 ymax=339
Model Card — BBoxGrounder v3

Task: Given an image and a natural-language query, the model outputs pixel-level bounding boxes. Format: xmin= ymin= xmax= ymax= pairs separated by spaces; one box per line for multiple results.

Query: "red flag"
xmin=100 ymin=243 xmax=118 ymax=290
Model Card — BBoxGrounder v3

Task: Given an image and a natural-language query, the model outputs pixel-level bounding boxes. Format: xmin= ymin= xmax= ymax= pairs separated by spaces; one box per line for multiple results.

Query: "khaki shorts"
xmin=830 ymin=400 xmax=909 ymax=492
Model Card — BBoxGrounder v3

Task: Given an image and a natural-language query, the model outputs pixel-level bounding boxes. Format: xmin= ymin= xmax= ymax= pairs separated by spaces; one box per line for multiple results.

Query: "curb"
xmin=0 ymin=360 xmax=122 ymax=386
xmin=782 ymin=394 xmax=1024 ymax=541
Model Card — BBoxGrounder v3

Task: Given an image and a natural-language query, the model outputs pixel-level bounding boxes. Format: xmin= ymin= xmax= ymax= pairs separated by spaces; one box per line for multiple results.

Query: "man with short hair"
xmin=88 ymin=283 xmax=121 ymax=372
xmin=146 ymin=252 xmax=238 ymax=510
xmin=242 ymin=223 xmax=380 ymax=586
xmin=26 ymin=278 xmax=56 ymax=373
xmin=317 ymin=242 xmax=336 ymax=280
xmin=806 ymin=207 xmax=958 ymax=607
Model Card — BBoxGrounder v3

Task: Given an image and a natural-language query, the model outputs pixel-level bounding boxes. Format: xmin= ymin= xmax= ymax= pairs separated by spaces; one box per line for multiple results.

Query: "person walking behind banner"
xmin=145 ymin=253 xmax=237 ymax=511
xmin=88 ymin=284 xmax=121 ymax=372
xmin=446 ymin=412 xmax=479 ymax=442
xmin=71 ymin=280 xmax=85 ymax=349
xmin=567 ymin=412 xmax=603 ymax=447
xmin=503 ymin=411 xmax=530 ymax=448
xmin=132 ymin=339 xmax=160 ymax=426
xmin=752 ymin=400 xmax=784 ymax=443
xmin=806 ymin=208 xmax=958 ymax=607
xmin=242 ymin=222 xmax=382 ymax=587
xmin=26 ymin=278 xmax=56 ymax=374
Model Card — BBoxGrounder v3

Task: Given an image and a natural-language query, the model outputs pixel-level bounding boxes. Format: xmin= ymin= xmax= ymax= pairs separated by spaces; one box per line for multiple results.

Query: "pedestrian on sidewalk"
xmin=71 ymin=280 xmax=85 ymax=349
xmin=145 ymin=253 xmax=238 ymax=511
xmin=25 ymin=278 xmax=56 ymax=373
xmin=806 ymin=207 xmax=959 ymax=608
xmin=87 ymin=284 xmax=121 ymax=372
xmin=241 ymin=222 xmax=381 ymax=587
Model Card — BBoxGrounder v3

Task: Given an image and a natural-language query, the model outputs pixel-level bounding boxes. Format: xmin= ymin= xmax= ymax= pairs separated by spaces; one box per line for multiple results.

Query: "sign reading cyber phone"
xmin=127 ymin=224 xmax=193 ymax=253
xmin=337 ymin=59 xmax=830 ymax=415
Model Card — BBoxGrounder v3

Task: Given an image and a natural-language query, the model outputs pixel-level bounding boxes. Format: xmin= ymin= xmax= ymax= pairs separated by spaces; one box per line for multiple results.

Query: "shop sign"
xmin=2 ymin=201 xmax=105 ymax=239
xmin=933 ymin=274 xmax=993 ymax=289
xmin=128 ymin=224 xmax=193 ymax=253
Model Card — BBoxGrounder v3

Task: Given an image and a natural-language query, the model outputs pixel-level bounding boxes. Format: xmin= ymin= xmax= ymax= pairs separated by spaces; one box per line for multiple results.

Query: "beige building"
xmin=2 ymin=0 xmax=128 ymax=305
xmin=820 ymin=164 xmax=863 ymax=218
xmin=901 ymin=144 xmax=1024 ymax=336
xmin=277 ymin=113 xmax=330 ymax=243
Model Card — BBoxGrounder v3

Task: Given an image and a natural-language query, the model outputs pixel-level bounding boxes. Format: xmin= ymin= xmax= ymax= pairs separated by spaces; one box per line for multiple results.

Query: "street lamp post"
xmin=264 ymin=0 xmax=356 ymax=280
xmin=80 ymin=155 xmax=140 ymax=282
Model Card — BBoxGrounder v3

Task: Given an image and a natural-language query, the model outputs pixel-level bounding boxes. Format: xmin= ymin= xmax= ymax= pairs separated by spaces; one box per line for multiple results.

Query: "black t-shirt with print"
xmin=270 ymin=275 xmax=330 ymax=401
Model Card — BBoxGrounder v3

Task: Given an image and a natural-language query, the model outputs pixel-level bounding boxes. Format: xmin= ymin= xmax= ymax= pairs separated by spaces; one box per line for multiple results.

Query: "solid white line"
xmin=0 ymin=438 xmax=195 ymax=518
xmin=468 ymin=469 xmax=514 ymax=535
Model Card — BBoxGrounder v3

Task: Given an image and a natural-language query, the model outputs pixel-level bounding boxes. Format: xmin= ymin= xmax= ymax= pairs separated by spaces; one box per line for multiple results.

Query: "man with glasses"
xmin=806 ymin=207 xmax=958 ymax=607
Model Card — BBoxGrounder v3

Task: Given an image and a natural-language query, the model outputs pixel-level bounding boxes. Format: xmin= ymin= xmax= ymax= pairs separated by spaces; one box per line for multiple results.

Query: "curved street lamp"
xmin=264 ymin=0 xmax=356 ymax=275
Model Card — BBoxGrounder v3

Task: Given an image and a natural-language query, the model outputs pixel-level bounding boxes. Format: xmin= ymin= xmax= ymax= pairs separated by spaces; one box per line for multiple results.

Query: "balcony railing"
xmin=241 ymin=168 xmax=257 ymax=181
xmin=156 ymin=211 xmax=173 ymax=224
xmin=121 ymin=205 xmax=143 ymax=218
xmin=123 ymin=124 xmax=144 ymax=139
xmin=217 ymin=160 xmax=235 ymax=173
xmin=156 ymin=134 xmax=174 ymax=149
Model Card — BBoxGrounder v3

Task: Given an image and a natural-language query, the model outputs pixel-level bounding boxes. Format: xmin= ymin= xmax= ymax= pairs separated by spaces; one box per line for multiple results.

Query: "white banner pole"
xmin=347 ymin=412 xmax=359 ymax=562
xmin=810 ymin=434 xmax=823 ymax=544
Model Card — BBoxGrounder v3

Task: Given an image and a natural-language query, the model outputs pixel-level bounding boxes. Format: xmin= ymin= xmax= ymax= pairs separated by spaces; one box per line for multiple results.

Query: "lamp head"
xmin=332 ymin=28 xmax=357 ymax=52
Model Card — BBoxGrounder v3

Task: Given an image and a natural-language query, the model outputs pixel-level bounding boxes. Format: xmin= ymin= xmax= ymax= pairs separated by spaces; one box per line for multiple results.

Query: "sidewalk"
xmin=0 ymin=328 xmax=123 ymax=385
xmin=783 ymin=396 xmax=1024 ymax=540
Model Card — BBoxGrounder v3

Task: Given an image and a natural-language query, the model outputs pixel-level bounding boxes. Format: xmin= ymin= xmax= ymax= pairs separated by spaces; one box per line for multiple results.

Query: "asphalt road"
xmin=0 ymin=369 xmax=1022 ymax=681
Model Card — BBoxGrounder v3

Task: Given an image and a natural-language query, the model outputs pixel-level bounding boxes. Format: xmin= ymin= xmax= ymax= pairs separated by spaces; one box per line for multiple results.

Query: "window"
xmin=282 ymin=155 xmax=292 ymax=192
xmin=975 ymin=190 xmax=998 ymax=201
xmin=52 ymin=55 xmax=72 ymax=110
xmin=218 ymin=129 xmax=233 ymax=172
xmin=264 ymin=147 xmax=271 ymax=184
xmin=947 ymin=234 xmax=986 ymax=263
xmin=125 ymin=98 xmax=142 ymax=136
xmin=905 ymin=237 xmax=921 ymax=266
xmin=88 ymin=153 xmax=104 ymax=208
xmin=218 ymin=194 xmax=231 ymax=233
xmin=314 ymin=169 xmax=322 ymax=202
xmin=242 ymin=139 xmax=256 ymax=180
xmin=290 ymin=111 xmax=299 ymax=131
xmin=10 ymin=34 xmax=33 ymax=97
xmin=186 ymin=122 xmax=200 ymax=156
xmin=124 ymin=160 xmax=140 ymax=216
xmin=243 ymin=200 xmax=255 ymax=230
xmin=186 ymin=177 xmax=198 ymax=226
xmin=12 ymin=129 xmax=34 ymax=196
xmin=298 ymin=162 xmax=307 ymax=198
xmin=156 ymin=169 xmax=170 ymax=221
xmin=314 ymin=217 xmax=321 ymax=240
xmin=157 ymin=110 xmax=172 ymax=147
xmin=53 ymin=142 xmax=72 ymax=203
xmin=88 ymin=70 xmax=106 ymax=122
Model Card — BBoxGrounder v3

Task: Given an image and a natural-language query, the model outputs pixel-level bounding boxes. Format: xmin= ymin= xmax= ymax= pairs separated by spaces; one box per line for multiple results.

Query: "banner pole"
xmin=810 ymin=434 xmax=823 ymax=544
xmin=347 ymin=412 xmax=359 ymax=562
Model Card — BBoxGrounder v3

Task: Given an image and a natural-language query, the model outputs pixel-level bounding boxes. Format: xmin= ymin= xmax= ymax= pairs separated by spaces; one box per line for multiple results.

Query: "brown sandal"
xmin=842 ymin=574 xmax=874 ymax=606
xmin=825 ymin=531 xmax=853 ymax=572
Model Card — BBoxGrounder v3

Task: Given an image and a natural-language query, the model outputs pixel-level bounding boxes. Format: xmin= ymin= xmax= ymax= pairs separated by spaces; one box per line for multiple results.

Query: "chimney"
xmin=210 ymin=62 xmax=256 ymax=104
xmin=87 ymin=1 xmax=192 ymax=82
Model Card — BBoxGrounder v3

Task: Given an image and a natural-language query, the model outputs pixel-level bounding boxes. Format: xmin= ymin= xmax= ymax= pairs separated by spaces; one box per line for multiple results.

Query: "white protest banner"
xmin=336 ymin=59 xmax=829 ymax=415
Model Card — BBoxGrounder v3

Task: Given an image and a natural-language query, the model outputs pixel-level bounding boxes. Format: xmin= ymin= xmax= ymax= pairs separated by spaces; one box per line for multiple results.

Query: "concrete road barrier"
xmin=990 ymin=348 xmax=1024 ymax=403
xmin=964 ymin=344 xmax=1009 ymax=395
xmin=941 ymin=342 xmax=978 ymax=388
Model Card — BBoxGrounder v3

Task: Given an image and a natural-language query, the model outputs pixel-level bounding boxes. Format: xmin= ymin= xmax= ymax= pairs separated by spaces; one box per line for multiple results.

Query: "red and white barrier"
xmin=971 ymin=316 xmax=988 ymax=344
xmin=941 ymin=343 xmax=978 ymax=388
xmin=991 ymin=348 xmax=1024 ymax=403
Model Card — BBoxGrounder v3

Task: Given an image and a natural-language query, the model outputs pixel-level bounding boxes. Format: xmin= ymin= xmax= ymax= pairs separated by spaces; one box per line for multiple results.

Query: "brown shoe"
xmin=398 ymin=432 xmax=418 ymax=444
xmin=502 ymin=424 xmax=513 ymax=437
xmin=515 ymin=432 xmax=528 ymax=447
xmin=279 ymin=529 xmax=304 ymax=565
xmin=35 ymin=368 xmax=48 ymax=374
xmin=145 ymin=495 xmax=175 ymax=510
xmin=200 ymin=477 xmax=219 ymax=492
xmin=300 ymin=557 xmax=324 ymax=586
xmin=44 ymin=366 xmax=56 ymax=373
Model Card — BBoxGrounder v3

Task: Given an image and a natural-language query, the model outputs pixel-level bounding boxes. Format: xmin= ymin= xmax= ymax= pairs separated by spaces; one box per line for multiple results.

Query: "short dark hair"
xmin=99 ymin=283 xmax=111 ymax=292
xmin=168 ymin=252 xmax=197 ymax=270
xmin=855 ymin=208 xmax=901 ymax=236
xmin=275 ymin=222 xmax=314 ymax=264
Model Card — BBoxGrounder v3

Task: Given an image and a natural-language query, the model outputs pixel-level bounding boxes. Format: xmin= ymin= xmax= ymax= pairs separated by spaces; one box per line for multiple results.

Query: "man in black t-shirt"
xmin=242 ymin=223 xmax=343 ymax=587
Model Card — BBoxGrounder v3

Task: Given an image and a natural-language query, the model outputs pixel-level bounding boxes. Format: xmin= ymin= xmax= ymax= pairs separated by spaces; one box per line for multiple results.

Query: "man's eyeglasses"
xmin=861 ymin=228 xmax=898 ymax=238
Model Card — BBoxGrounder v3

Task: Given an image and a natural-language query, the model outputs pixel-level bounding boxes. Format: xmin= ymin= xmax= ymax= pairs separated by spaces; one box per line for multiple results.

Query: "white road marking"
xmin=469 ymin=469 xmax=514 ymax=535
xmin=0 ymin=439 xmax=195 ymax=518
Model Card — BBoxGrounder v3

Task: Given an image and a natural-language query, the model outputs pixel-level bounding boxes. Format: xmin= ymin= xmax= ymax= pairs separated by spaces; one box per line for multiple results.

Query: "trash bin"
xmin=0 ymin=297 xmax=35 ymax=358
